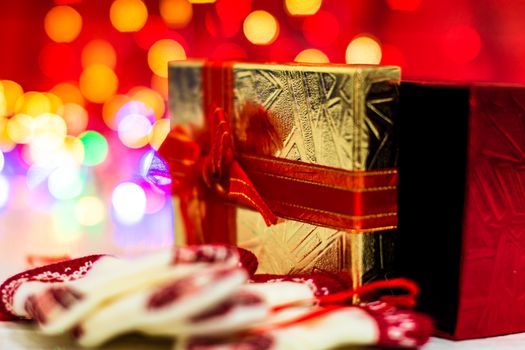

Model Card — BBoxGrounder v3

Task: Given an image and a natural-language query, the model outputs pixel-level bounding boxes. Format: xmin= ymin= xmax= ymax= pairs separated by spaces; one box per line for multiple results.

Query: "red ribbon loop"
xmin=270 ymin=278 xmax=420 ymax=314
xmin=159 ymin=109 xmax=278 ymax=228
xmin=256 ymin=278 xmax=420 ymax=333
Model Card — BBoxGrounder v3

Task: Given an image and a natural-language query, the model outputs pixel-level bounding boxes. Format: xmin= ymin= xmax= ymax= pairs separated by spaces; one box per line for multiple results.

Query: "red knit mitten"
xmin=1 ymin=245 xmax=240 ymax=333
xmin=177 ymin=303 xmax=433 ymax=350
xmin=251 ymin=272 xmax=353 ymax=297
xmin=0 ymin=254 xmax=105 ymax=321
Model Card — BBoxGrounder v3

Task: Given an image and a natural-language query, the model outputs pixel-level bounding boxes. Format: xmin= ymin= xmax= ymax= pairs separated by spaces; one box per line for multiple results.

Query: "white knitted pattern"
xmin=1 ymin=260 xmax=94 ymax=316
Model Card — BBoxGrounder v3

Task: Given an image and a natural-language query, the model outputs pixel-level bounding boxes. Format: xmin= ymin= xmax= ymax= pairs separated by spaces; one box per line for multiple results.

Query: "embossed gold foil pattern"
xmin=168 ymin=61 xmax=400 ymax=287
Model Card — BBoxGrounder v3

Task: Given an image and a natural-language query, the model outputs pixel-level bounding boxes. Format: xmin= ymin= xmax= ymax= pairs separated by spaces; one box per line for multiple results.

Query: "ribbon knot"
xmin=201 ymin=108 xmax=234 ymax=196
xmin=158 ymin=108 xmax=277 ymax=229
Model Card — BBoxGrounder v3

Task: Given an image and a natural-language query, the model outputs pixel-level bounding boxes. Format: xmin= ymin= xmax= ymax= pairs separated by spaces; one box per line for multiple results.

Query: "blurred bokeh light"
xmin=160 ymin=0 xmax=193 ymax=28
xmin=79 ymin=64 xmax=119 ymax=103
xmin=44 ymin=6 xmax=83 ymax=43
xmin=295 ymin=48 xmax=329 ymax=63
xmin=110 ymin=0 xmax=149 ymax=32
xmin=285 ymin=0 xmax=322 ymax=16
xmin=243 ymin=10 xmax=279 ymax=45
xmin=79 ymin=131 xmax=108 ymax=166
xmin=1 ymin=80 xmax=23 ymax=116
xmin=346 ymin=36 xmax=382 ymax=64
xmin=81 ymin=39 xmax=117 ymax=69
xmin=147 ymin=39 xmax=186 ymax=77
xmin=112 ymin=181 xmax=147 ymax=225
xmin=50 ymin=82 xmax=85 ymax=107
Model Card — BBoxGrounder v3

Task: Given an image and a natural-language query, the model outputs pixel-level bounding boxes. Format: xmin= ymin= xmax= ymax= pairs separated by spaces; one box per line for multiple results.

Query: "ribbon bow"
xmin=156 ymin=108 xmax=277 ymax=243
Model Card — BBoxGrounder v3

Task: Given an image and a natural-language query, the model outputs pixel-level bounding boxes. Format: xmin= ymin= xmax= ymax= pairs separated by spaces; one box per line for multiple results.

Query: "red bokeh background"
xmin=2 ymin=0 xmax=525 ymax=93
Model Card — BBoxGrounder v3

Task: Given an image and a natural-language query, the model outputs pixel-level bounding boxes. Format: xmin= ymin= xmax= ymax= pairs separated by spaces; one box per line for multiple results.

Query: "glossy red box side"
xmin=399 ymin=83 xmax=525 ymax=339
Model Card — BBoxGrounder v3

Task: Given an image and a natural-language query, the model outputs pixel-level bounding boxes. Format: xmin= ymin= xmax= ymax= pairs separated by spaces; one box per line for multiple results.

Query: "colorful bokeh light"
xmin=81 ymin=40 xmax=117 ymax=69
xmin=110 ymin=0 xmax=149 ymax=33
xmin=79 ymin=131 xmax=108 ymax=166
xmin=160 ymin=0 xmax=193 ymax=28
xmin=103 ymin=94 xmax=132 ymax=130
xmin=15 ymin=92 xmax=52 ymax=117
xmin=345 ymin=36 xmax=382 ymax=64
xmin=0 ymin=90 xmax=4 ymax=117
xmin=150 ymin=74 xmax=169 ymax=100
xmin=118 ymin=113 xmax=152 ymax=149
xmin=149 ymin=119 xmax=170 ymax=150
xmin=62 ymin=136 xmax=85 ymax=165
xmin=48 ymin=165 xmax=85 ymax=200
xmin=0 ymin=80 xmax=24 ymax=117
xmin=26 ymin=165 xmax=53 ymax=189
xmin=285 ymin=0 xmax=322 ymax=16
xmin=44 ymin=5 xmax=83 ymax=43
xmin=294 ymin=48 xmax=329 ymax=63
xmin=59 ymin=103 xmax=89 ymax=136
xmin=7 ymin=114 xmax=33 ymax=144
xmin=50 ymin=82 xmax=85 ymax=107
xmin=243 ymin=11 xmax=279 ymax=45
xmin=130 ymin=87 xmax=165 ymax=120
xmin=44 ymin=93 xmax=62 ymax=114
xmin=112 ymin=182 xmax=147 ymax=225
xmin=0 ymin=126 xmax=16 ymax=152
xmin=116 ymin=100 xmax=154 ymax=125
xmin=147 ymin=39 xmax=186 ymax=78
xmin=32 ymin=113 xmax=68 ymax=152
xmin=79 ymin=64 xmax=119 ymax=103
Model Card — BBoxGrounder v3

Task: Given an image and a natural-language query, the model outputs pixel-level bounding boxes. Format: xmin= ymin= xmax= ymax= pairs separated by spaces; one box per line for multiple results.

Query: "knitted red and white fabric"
xmin=0 ymin=245 xmax=433 ymax=349
xmin=1 ymin=245 xmax=242 ymax=328
xmin=0 ymin=254 xmax=106 ymax=321
xmin=177 ymin=301 xmax=433 ymax=350
xmin=251 ymin=272 xmax=353 ymax=297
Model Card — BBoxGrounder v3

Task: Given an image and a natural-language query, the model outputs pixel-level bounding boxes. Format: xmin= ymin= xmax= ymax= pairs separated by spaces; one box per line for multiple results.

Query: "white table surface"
xmin=0 ymin=322 xmax=171 ymax=350
xmin=2 ymin=321 xmax=525 ymax=349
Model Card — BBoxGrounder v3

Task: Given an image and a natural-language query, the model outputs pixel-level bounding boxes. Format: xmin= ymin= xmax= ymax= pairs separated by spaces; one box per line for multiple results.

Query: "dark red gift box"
xmin=398 ymin=83 xmax=525 ymax=339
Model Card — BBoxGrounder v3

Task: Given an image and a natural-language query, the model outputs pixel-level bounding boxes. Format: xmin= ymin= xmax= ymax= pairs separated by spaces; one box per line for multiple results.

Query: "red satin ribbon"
xmin=161 ymin=60 xmax=398 ymax=242
xmin=159 ymin=109 xmax=277 ymax=244
xmin=255 ymin=278 xmax=419 ymax=333
xmin=239 ymin=155 xmax=398 ymax=231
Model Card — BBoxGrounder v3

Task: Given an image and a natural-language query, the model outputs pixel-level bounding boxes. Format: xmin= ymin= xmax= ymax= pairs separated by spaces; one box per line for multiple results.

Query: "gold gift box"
xmin=168 ymin=60 xmax=400 ymax=288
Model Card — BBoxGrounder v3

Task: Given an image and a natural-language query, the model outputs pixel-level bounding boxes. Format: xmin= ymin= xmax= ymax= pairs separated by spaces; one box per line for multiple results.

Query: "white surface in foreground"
xmin=3 ymin=321 xmax=525 ymax=350
xmin=426 ymin=333 xmax=525 ymax=350
xmin=0 ymin=322 xmax=171 ymax=350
